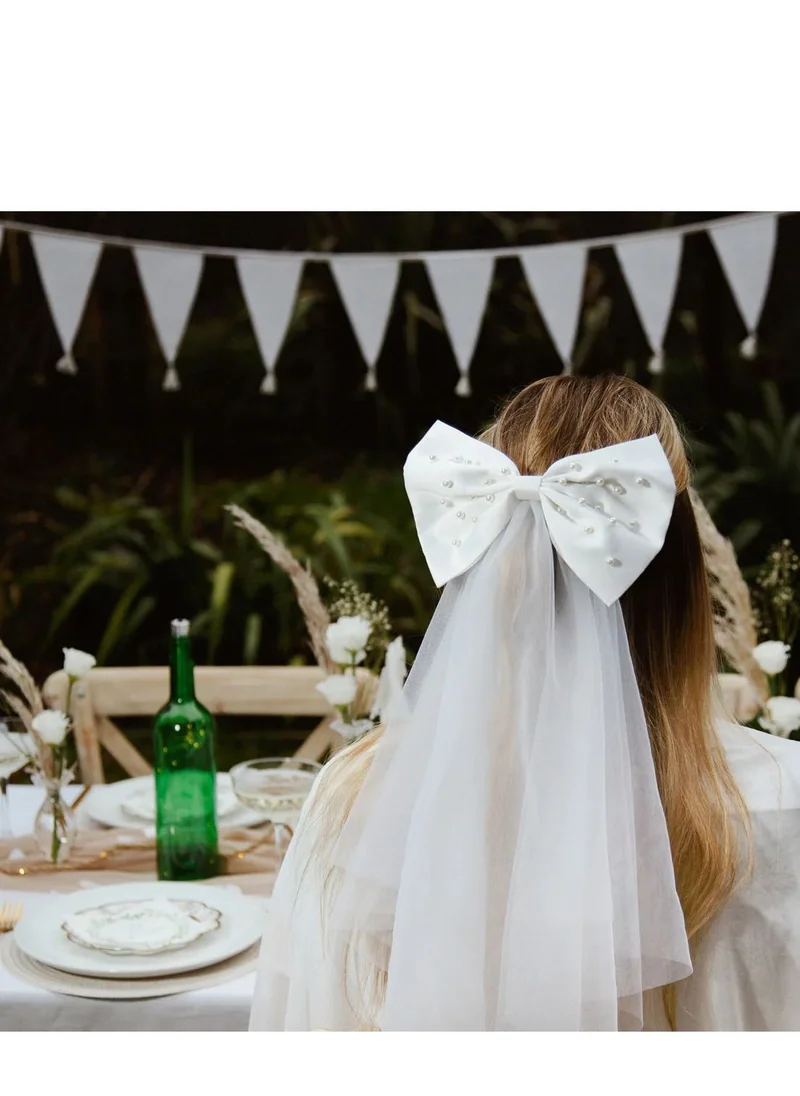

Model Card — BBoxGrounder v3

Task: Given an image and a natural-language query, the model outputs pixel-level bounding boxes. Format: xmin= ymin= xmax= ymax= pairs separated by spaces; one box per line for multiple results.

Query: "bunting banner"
xmin=330 ymin=257 xmax=400 ymax=392
xmin=424 ymin=252 xmax=495 ymax=396
xmin=236 ymin=255 xmax=304 ymax=395
xmin=134 ymin=247 xmax=204 ymax=390
xmin=30 ymin=234 xmax=102 ymax=375
xmin=709 ymin=214 xmax=778 ymax=359
xmin=520 ymin=244 xmax=586 ymax=373
xmin=616 ymin=234 xmax=683 ymax=375
xmin=0 ymin=212 xmax=789 ymax=396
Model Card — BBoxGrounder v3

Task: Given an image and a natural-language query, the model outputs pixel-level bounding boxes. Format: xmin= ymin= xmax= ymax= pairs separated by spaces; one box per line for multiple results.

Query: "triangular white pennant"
xmin=30 ymin=233 xmax=102 ymax=376
xmin=616 ymin=234 xmax=683 ymax=375
xmin=134 ymin=247 xmax=204 ymax=391
xmin=330 ymin=257 xmax=400 ymax=392
xmin=425 ymin=253 xmax=494 ymax=396
xmin=710 ymin=215 xmax=778 ymax=358
xmin=519 ymin=244 xmax=586 ymax=373
xmin=236 ymin=255 xmax=304 ymax=394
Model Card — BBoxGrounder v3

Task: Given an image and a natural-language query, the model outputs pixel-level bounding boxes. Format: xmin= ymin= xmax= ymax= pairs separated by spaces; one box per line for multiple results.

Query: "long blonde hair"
xmin=306 ymin=374 xmax=750 ymax=1028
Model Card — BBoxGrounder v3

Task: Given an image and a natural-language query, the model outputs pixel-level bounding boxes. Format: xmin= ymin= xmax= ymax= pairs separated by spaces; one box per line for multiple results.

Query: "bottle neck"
xmin=169 ymin=635 xmax=196 ymax=703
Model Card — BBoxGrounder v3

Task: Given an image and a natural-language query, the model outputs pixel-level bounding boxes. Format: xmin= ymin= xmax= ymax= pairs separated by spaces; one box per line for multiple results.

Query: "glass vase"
xmin=33 ymin=783 xmax=76 ymax=864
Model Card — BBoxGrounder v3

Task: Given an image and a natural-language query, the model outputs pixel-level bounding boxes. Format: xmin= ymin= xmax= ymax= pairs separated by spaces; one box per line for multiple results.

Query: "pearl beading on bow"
xmin=404 ymin=421 xmax=677 ymax=606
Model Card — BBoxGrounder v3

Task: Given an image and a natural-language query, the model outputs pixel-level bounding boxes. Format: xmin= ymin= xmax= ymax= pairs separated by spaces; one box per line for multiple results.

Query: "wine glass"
xmin=0 ymin=720 xmax=35 ymax=839
xmin=229 ymin=758 xmax=321 ymax=856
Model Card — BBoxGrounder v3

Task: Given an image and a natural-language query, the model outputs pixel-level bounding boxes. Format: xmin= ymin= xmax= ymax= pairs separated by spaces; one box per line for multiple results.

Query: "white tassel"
xmin=56 ymin=352 xmax=77 ymax=376
xmin=455 ymin=374 xmax=472 ymax=398
xmin=740 ymin=333 xmax=758 ymax=359
xmin=364 ymin=368 xmax=377 ymax=392
xmin=260 ymin=371 xmax=277 ymax=395
xmin=162 ymin=364 xmax=181 ymax=392
xmin=647 ymin=350 xmax=665 ymax=376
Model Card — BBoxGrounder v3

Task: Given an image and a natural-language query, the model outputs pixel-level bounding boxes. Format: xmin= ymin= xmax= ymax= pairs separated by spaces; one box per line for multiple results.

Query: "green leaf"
xmin=190 ymin=538 xmax=223 ymax=563
xmin=207 ymin=561 xmax=235 ymax=664
xmin=48 ymin=563 xmax=106 ymax=639
xmin=54 ymin=487 xmax=88 ymax=512
xmin=243 ymin=612 xmax=263 ymax=665
xmin=96 ymin=579 xmax=147 ymax=664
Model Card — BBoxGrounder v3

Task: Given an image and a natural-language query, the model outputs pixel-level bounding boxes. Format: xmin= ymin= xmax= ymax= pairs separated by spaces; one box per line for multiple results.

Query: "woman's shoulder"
xmin=717 ymin=719 xmax=800 ymax=812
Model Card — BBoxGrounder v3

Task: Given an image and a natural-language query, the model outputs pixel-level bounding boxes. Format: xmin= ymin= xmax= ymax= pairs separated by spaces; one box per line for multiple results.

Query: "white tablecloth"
xmin=0 ymin=786 xmax=257 ymax=1031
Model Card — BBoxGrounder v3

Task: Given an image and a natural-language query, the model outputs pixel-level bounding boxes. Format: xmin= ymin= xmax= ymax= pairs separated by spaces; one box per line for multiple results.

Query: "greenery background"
xmin=2 ymin=212 xmax=799 ymax=768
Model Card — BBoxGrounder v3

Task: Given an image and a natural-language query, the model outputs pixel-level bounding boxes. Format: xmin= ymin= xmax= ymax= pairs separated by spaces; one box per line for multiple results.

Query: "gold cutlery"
xmin=0 ymin=901 xmax=23 ymax=933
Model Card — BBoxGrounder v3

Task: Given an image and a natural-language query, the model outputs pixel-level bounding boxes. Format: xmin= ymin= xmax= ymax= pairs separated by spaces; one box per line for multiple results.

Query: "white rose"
xmin=759 ymin=696 xmax=800 ymax=738
xmin=32 ymin=709 xmax=71 ymax=746
xmin=752 ymin=641 xmax=791 ymax=676
xmin=326 ymin=616 xmax=372 ymax=665
xmin=316 ymin=674 xmax=358 ymax=708
xmin=63 ymin=648 xmax=97 ymax=679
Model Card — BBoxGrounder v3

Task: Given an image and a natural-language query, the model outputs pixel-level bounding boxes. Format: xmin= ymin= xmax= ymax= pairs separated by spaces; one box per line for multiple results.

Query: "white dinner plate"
xmin=85 ymin=773 xmax=268 ymax=831
xmin=14 ymin=881 xmax=268 ymax=979
xmin=122 ymin=774 xmax=239 ymax=823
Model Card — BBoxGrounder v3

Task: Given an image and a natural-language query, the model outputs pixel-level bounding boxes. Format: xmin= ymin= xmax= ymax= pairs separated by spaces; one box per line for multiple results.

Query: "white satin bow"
xmin=404 ymin=421 xmax=676 ymax=606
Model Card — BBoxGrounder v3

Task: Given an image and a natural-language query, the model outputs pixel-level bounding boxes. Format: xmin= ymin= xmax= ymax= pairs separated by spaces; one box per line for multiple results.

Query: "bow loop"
xmin=403 ymin=421 xmax=676 ymax=605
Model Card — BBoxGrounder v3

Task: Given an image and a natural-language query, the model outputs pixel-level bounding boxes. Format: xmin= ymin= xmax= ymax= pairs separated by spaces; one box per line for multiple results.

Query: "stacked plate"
xmin=7 ymin=881 xmax=268 ymax=999
xmin=84 ymin=773 xmax=268 ymax=831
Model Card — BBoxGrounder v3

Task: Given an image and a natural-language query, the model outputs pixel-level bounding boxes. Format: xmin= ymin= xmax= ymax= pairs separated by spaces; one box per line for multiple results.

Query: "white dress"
xmin=249 ymin=721 xmax=800 ymax=1031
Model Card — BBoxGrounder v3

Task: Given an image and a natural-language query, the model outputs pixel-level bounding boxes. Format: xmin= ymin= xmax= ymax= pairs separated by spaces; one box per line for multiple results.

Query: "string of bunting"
xmin=0 ymin=212 xmax=785 ymax=396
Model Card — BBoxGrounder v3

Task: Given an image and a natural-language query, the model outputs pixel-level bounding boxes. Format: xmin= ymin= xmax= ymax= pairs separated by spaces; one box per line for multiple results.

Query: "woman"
xmin=250 ymin=375 xmax=800 ymax=1031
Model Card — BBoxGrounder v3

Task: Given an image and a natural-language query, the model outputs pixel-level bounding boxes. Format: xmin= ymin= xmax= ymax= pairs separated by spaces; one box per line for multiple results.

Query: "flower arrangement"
xmin=316 ymin=580 xmax=406 ymax=740
xmin=749 ymin=541 xmax=800 ymax=738
xmin=0 ymin=642 xmax=96 ymax=861
xmin=690 ymin=496 xmax=800 ymax=737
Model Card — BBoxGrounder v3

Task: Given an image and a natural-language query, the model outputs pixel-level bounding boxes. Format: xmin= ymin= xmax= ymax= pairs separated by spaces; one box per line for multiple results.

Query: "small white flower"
xmin=32 ymin=709 xmax=71 ymax=746
xmin=752 ymin=641 xmax=791 ymax=676
xmin=759 ymin=696 xmax=800 ymax=738
xmin=63 ymin=648 xmax=97 ymax=679
xmin=316 ymin=674 xmax=358 ymax=709
xmin=326 ymin=616 xmax=372 ymax=665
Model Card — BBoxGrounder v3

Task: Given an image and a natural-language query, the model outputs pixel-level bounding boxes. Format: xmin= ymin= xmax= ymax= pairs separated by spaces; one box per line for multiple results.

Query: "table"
xmin=0 ymin=786 xmax=266 ymax=1031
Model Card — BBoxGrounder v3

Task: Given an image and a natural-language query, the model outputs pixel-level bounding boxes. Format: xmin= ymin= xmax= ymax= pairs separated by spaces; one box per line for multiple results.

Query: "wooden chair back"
xmin=42 ymin=665 xmax=364 ymax=784
xmin=717 ymin=672 xmax=762 ymax=722
xmin=43 ymin=665 xmax=759 ymax=785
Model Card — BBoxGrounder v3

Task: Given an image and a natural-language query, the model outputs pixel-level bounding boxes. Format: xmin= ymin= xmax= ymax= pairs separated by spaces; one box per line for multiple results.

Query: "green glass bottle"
xmin=154 ymin=619 xmax=219 ymax=881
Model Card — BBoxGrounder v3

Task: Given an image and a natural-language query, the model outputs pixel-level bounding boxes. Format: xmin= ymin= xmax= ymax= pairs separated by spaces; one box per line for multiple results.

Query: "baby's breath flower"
xmin=753 ymin=540 xmax=800 ymax=645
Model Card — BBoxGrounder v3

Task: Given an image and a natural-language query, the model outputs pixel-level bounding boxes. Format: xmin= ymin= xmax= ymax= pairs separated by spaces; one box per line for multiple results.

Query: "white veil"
xmin=250 ymin=421 xmax=693 ymax=1032
xmin=325 ymin=422 xmax=692 ymax=1031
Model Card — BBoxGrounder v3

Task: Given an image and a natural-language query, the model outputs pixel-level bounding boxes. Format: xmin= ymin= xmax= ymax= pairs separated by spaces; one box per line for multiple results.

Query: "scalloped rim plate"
xmin=61 ymin=897 xmax=222 ymax=956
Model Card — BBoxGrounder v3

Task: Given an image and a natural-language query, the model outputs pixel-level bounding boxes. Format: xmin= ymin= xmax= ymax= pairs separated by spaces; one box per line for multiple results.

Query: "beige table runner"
xmin=0 ymin=828 xmax=279 ymax=896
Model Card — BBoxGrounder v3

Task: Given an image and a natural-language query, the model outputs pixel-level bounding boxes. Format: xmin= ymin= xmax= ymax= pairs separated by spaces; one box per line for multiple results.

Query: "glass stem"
xmin=0 ymin=779 xmax=11 ymax=839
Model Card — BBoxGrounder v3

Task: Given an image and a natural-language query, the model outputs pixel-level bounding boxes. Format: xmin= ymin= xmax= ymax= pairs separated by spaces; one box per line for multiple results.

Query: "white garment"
xmin=249 ymin=720 xmax=800 ymax=1031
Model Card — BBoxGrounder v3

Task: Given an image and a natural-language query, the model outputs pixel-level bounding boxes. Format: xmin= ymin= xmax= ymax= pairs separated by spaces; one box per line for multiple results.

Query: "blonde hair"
xmin=305 ymin=374 xmax=750 ymax=1029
